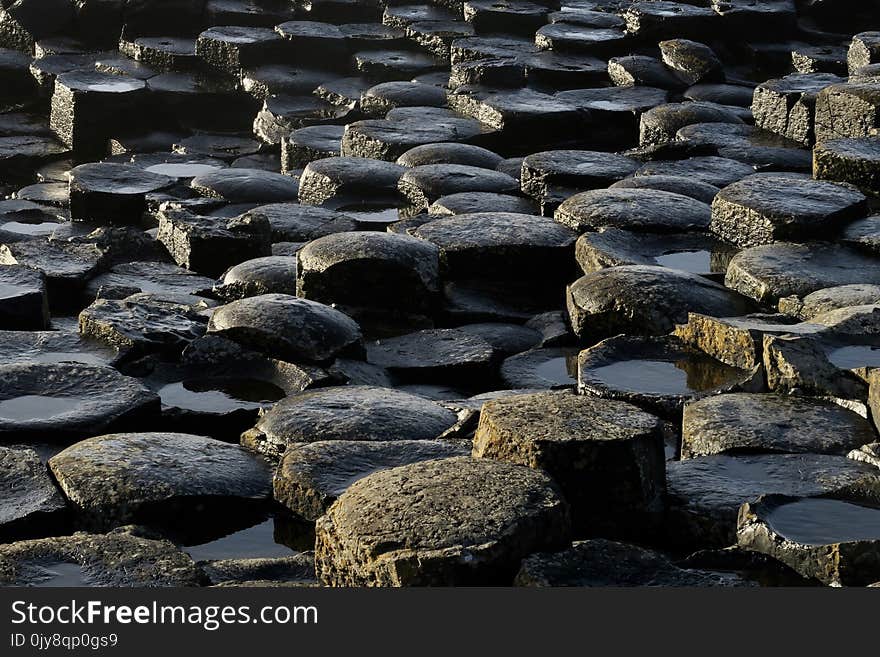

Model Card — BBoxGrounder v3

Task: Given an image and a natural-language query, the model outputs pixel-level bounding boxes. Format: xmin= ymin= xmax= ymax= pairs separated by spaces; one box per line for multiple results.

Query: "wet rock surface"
xmin=0 ymin=447 xmax=67 ymax=542
xmin=515 ymin=539 xmax=751 ymax=587
xmin=667 ymin=453 xmax=880 ymax=549
xmin=242 ymin=386 xmax=458 ymax=457
xmin=49 ymin=432 xmax=271 ymax=530
xmin=207 ymin=293 xmax=363 ymax=364
xmin=0 ymin=529 xmax=204 ymax=587
xmin=738 ymin=495 xmax=880 ymax=586
xmin=0 ymin=362 xmax=159 ymax=442
xmin=1 ymin=0 xmax=880 ymax=588
xmin=567 ymin=266 xmax=755 ymax=340
xmin=681 ymin=393 xmax=876 ymax=459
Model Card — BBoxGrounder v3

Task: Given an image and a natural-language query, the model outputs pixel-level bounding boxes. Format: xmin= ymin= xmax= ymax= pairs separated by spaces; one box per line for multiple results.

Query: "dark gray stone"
xmin=0 ymin=265 xmax=49 ymax=330
xmin=207 ymin=293 xmax=362 ymax=365
xmin=241 ymin=386 xmax=458 ymax=457
xmin=0 ymin=446 xmax=67 ymax=541
xmin=49 ymin=432 xmax=271 ymax=529
xmin=710 ymin=175 xmax=867 ymax=247
xmin=681 ymin=393 xmax=876 ymax=458
xmin=0 ymin=362 xmax=159 ymax=442
xmin=555 ymin=188 xmax=711 ymax=234
xmin=567 ymin=266 xmax=755 ymax=341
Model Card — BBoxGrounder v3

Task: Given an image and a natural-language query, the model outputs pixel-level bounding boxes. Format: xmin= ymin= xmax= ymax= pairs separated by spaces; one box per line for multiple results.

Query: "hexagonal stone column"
xmin=50 ymin=71 xmax=146 ymax=159
xmin=473 ymin=391 xmax=665 ymax=537
xmin=709 ymin=175 xmax=867 ymax=247
xmin=297 ymin=231 xmax=440 ymax=318
xmin=315 ymin=456 xmax=570 ymax=586
xmin=0 ymin=265 xmax=48 ymax=329
xmin=814 ymin=137 xmax=880 ymax=192
xmin=69 ymin=162 xmax=174 ymax=224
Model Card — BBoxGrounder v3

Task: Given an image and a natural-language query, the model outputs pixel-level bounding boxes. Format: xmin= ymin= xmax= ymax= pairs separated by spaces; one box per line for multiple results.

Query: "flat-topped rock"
xmin=0 ymin=264 xmax=48 ymax=330
xmin=0 ymin=446 xmax=67 ymax=541
xmin=813 ymin=137 xmax=880 ymax=192
xmin=640 ymin=101 xmax=743 ymax=146
xmin=609 ymin=174 xmax=719 ymax=204
xmin=575 ymin=228 xmax=734 ymax=277
xmin=85 ymin=261 xmax=214 ymax=303
xmin=195 ymin=26 xmax=286 ymax=74
xmin=207 ymin=293 xmax=362 ymax=365
xmin=191 ymin=168 xmax=299 ymax=204
xmin=752 ymin=73 xmax=843 ymax=145
xmin=214 ymin=256 xmax=298 ymax=300
xmin=297 ymin=231 xmax=439 ymax=319
xmin=49 ymin=432 xmax=271 ymax=529
xmin=243 ymin=203 xmax=356 ymax=242
xmin=673 ymin=312 xmax=822 ymax=369
xmin=667 ymin=453 xmax=880 ymax=548
xmin=738 ymin=495 xmax=880 ymax=586
xmin=0 ymin=530 xmax=203 ymax=587
xmin=0 ymin=235 xmax=103 ymax=304
xmin=314 ymin=456 xmax=570 ymax=586
xmin=681 ymin=393 xmax=876 ymax=458
xmin=429 ymin=192 xmax=536 ymax=216
xmin=50 ymin=70 xmax=146 ymax=158
xmin=779 ymin=285 xmax=880 ymax=321
xmin=241 ymin=386 xmax=458 ymax=457
xmin=710 ymin=175 xmax=867 ymax=247
xmin=342 ymin=113 xmax=491 ymax=162
xmin=396 ymin=142 xmax=503 ymax=170
xmin=274 ymin=439 xmax=468 ymax=520
xmin=578 ymin=334 xmax=759 ymax=417
xmin=499 ymin=347 xmax=580 ymax=390
xmin=0 ymin=362 xmax=159 ymax=442
xmin=567 ymin=266 xmax=755 ymax=341
xmin=555 ymin=188 xmax=711 ymax=234
xmin=520 ymin=150 xmax=640 ymax=202
xmin=725 ymin=242 xmax=880 ymax=304
xmin=79 ymin=293 xmax=208 ymax=358
xmin=634 ymin=156 xmax=754 ymax=188
xmin=474 ymin=391 xmax=664 ymax=536
xmin=815 ymin=81 xmax=880 ymax=143
xmin=298 ymin=157 xmax=405 ymax=206
xmin=515 ymin=539 xmax=750 ymax=587
xmin=398 ymin=164 xmax=519 ymax=211
xmin=366 ymin=328 xmax=496 ymax=384
xmin=412 ymin=212 xmax=577 ymax=284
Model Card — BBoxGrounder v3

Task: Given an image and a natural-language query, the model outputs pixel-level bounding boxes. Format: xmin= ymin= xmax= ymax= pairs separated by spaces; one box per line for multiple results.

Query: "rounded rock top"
xmin=69 ymin=162 xmax=175 ymax=195
xmin=206 ymin=293 xmax=362 ymax=364
xmin=55 ymin=70 xmax=146 ymax=94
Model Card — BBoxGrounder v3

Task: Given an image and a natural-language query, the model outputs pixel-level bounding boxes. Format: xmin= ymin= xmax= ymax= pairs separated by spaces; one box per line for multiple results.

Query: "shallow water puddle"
xmin=32 ymin=351 xmax=110 ymax=366
xmin=0 ymin=220 xmax=61 ymax=236
xmin=184 ymin=519 xmax=297 ymax=561
xmin=158 ymin=378 xmax=285 ymax=413
xmin=532 ymin=354 xmax=579 ymax=386
xmin=588 ymin=358 xmax=742 ymax=395
xmin=0 ymin=282 xmax=28 ymax=299
xmin=145 ymin=163 xmax=222 ymax=178
xmin=337 ymin=204 xmax=400 ymax=225
xmin=29 ymin=562 xmax=92 ymax=587
xmin=0 ymin=395 xmax=82 ymax=421
xmin=765 ymin=498 xmax=880 ymax=546
xmin=826 ymin=345 xmax=880 ymax=370
xmin=654 ymin=250 xmax=712 ymax=273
